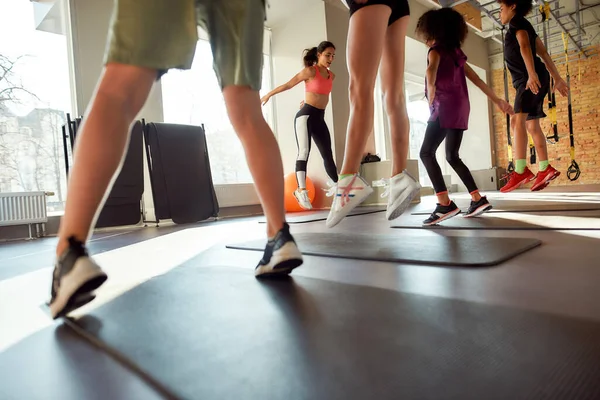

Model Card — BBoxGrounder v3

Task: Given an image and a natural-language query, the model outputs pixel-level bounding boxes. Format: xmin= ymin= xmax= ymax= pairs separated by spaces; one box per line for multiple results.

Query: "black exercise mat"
xmin=144 ymin=122 xmax=219 ymax=224
xmin=226 ymin=232 xmax=541 ymax=267
xmin=392 ymin=213 xmax=600 ymax=230
xmin=410 ymin=200 xmax=600 ymax=215
xmin=67 ymin=266 xmax=600 ymax=400
xmin=0 ymin=324 xmax=168 ymax=400
xmin=258 ymin=205 xmax=386 ymax=224
xmin=95 ymin=121 xmax=144 ymax=228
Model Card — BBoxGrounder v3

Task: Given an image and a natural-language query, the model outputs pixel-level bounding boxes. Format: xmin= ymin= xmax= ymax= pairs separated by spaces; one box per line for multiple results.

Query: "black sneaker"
xmin=422 ymin=201 xmax=461 ymax=226
xmin=255 ymin=223 xmax=303 ymax=277
xmin=463 ymin=196 xmax=493 ymax=218
xmin=48 ymin=237 xmax=108 ymax=319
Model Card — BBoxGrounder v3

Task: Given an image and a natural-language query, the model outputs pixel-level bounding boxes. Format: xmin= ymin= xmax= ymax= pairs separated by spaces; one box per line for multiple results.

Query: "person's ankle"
xmin=56 ymin=235 xmax=86 ymax=258
xmin=267 ymin=221 xmax=285 ymax=240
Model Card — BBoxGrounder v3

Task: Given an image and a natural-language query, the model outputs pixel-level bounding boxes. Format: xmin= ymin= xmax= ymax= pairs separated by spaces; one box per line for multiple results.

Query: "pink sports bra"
xmin=305 ymin=65 xmax=332 ymax=95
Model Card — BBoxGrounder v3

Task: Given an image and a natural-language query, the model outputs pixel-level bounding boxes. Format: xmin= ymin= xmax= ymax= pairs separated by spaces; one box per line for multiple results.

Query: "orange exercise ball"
xmin=284 ymin=172 xmax=316 ymax=212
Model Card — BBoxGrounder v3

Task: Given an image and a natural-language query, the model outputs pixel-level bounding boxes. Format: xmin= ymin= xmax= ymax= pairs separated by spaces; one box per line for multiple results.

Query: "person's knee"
xmin=222 ymin=86 xmax=266 ymax=135
xmin=526 ymin=119 xmax=543 ymax=135
xmin=382 ymin=89 xmax=406 ymax=115
xmin=98 ymin=63 xmax=156 ymax=118
xmin=446 ymin=151 xmax=461 ymax=166
xmin=420 ymin=147 xmax=434 ymax=162
xmin=349 ymin=78 xmax=374 ymax=108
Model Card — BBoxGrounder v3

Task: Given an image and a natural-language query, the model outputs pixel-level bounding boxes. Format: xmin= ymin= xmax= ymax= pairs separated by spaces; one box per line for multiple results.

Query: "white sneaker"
xmin=293 ymin=188 xmax=312 ymax=210
xmin=381 ymin=170 xmax=421 ymax=220
xmin=326 ymin=174 xmax=373 ymax=228
xmin=323 ymin=179 xmax=337 ymax=198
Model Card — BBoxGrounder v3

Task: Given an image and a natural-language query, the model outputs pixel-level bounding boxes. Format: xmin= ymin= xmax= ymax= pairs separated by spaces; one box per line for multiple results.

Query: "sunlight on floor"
xmin=0 ymin=221 xmax=265 ymax=352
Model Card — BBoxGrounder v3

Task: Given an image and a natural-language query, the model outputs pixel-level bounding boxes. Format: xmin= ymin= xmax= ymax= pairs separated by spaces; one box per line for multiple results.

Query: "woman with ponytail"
xmin=261 ymin=41 xmax=337 ymax=210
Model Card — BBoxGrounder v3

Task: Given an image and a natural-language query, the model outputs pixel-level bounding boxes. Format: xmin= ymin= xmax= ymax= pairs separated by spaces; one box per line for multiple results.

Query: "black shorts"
xmin=514 ymin=71 xmax=550 ymax=120
xmin=346 ymin=0 xmax=410 ymax=25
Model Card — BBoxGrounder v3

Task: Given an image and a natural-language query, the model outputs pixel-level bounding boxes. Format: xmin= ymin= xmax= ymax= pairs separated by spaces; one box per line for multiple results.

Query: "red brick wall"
xmin=490 ymin=50 xmax=600 ymax=185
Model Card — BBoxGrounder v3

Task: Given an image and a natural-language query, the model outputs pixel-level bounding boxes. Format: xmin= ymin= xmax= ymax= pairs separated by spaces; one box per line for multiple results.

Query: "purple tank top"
xmin=425 ymin=46 xmax=470 ymax=130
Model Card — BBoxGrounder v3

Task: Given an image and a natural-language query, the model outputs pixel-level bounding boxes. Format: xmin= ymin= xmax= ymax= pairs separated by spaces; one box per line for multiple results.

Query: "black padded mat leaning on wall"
xmin=144 ymin=122 xmax=219 ymax=224
xmin=95 ymin=121 xmax=144 ymax=228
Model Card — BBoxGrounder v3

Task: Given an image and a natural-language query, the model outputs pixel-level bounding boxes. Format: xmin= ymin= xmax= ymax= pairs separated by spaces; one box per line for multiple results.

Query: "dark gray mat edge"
xmin=410 ymin=207 xmax=600 ymax=216
xmin=258 ymin=207 xmax=385 ymax=224
xmin=225 ymin=238 xmax=542 ymax=267
xmin=391 ymin=225 xmax=600 ymax=231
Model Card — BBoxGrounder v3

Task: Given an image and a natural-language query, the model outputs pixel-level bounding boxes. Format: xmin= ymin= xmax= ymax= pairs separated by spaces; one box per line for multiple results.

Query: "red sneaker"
xmin=531 ymin=165 xmax=561 ymax=191
xmin=500 ymin=167 xmax=535 ymax=193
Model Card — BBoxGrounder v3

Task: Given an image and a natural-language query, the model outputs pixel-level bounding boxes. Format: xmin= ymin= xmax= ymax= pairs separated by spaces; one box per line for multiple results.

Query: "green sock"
xmin=515 ymin=159 xmax=527 ymax=174
xmin=339 ymin=174 xmax=354 ymax=180
xmin=539 ymin=160 xmax=549 ymax=172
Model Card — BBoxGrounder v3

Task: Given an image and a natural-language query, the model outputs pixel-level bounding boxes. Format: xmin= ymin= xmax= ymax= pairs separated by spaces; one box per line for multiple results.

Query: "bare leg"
xmin=56 ymin=64 xmax=156 ymax=257
xmin=526 ymin=119 xmax=549 ymax=162
xmin=513 ymin=113 xmax=528 ymax=160
xmin=339 ymin=5 xmax=391 ymax=175
xmin=380 ymin=16 xmax=410 ymax=176
xmin=222 ymin=86 xmax=285 ymax=238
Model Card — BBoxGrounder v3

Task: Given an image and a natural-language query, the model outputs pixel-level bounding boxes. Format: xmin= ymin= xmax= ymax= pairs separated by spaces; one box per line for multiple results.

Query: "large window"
xmin=0 ymin=0 xmax=73 ymax=213
xmin=161 ymin=30 xmax=274 ymax=185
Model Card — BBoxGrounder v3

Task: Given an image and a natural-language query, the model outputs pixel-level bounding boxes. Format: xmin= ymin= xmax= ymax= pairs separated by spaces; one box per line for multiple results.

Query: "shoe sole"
xmin=255 ymin=242 xmax=303 ymax=278
xmin=500 ymin=175 xmax=535 ymax=193
xmin=531 ymin=171 xmax=561 ymax=191
xmin=326 ymin=185 xmax=374 ymax=228
xmin=49 ymin=258 xmax=107 ymax=319
xmin=293 ymin=191 xmax=312 ymax=210
xmin=386 ymin=184 xmax=421 ymax=221
xmin=423 ymin=208 xmax=461 ymax=226
xmin=463 ymin=204 xmax=493 ymax=218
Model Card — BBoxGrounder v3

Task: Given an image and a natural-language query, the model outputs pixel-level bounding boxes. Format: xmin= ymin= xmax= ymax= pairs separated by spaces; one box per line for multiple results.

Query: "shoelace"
xmin=323 ymin=179 xmax=337 ymax=197
xmin=373 ymin=178 xmax=390 ymax=198
xmin=338 ymin=175 xmax=359 ymax=207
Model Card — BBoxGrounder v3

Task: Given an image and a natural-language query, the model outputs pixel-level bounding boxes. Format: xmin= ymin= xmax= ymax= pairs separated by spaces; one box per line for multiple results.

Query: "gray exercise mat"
xmin=258 ymin=205 xmax=385 ymax=224
xmin=66 ymin=266 xmax=600 ymax=400
xmin=226 ymin=232 xmax=541 ymax=267
xmin=410 ymin=201 xmax=600 ymax=215
xmin=392 ymin=212 xmax=600 ymax=231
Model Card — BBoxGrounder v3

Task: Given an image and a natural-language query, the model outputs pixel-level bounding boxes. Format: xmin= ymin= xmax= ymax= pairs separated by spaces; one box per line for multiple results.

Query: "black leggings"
xmin=294 ymin=104 xmax=338 ymax=188
xmin=419 ymin=119 xmax=478 ymax=194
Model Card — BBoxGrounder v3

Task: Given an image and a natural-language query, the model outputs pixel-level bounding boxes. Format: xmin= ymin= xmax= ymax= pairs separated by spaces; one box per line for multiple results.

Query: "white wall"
xmin=270 ymin=3 xmax=334 ymax=208
xmin=68 ymin=0 xmax=164 ymax=220
xmin=324 ymin=2 xmax=351 ymax=170
xmin=441 ymin=64 xmax=493 ymax=192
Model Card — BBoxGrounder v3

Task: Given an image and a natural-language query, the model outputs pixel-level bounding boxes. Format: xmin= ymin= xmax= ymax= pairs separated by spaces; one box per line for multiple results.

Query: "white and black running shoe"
xmin=255 ymin=223 xmax=303 ymax=277
xmin=423 ymin=201 xmax=461 ymax=226
xmin=48 ymin=237 xmax=107 ymax=319
xmin=463 ymin=196 xmax=493 ymax=218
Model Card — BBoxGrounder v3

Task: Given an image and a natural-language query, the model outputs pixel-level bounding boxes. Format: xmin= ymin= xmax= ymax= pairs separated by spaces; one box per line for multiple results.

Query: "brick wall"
xmin=490 ymin=50 xmax=600 ymax=185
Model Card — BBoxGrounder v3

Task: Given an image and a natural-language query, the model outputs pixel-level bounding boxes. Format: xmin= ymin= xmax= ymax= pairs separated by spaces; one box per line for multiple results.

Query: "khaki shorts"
xmin=104 ymin=0 xmax=266 ymax=91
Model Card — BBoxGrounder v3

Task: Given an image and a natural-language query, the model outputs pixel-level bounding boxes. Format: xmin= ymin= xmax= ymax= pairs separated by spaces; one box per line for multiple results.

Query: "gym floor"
xmin=1 ymin=185 xmax=600 ymax=399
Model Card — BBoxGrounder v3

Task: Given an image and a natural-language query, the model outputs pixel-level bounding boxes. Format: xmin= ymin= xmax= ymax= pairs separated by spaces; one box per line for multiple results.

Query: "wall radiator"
xmin=0 ymin=191 xmax=49 ymax=239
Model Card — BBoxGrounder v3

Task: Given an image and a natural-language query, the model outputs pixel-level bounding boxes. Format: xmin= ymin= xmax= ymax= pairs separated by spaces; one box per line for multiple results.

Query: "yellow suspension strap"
xmin=501 ymin=27 xmax=514 ymax=174
xmin=540 ymin=2 xmax=559 ymax=144
xmin=528 ymin=134 xmax=536 ymax=164
xmin=562 ymin=32 xmax=581 ymax=181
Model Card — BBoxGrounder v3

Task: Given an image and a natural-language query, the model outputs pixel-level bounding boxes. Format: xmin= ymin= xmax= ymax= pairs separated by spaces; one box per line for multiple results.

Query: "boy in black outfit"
xmin=498 ymin=0 xmax=569 ymax=192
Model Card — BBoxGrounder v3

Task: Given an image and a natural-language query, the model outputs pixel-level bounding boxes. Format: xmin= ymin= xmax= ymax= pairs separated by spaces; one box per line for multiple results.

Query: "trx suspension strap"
xmin=501 ymin=27 xmax=514 ymax=173
xmin=540 ymin=2 xmax=559 ymax=144
xmin=562 ymin=32 xmax=581 ymax=181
